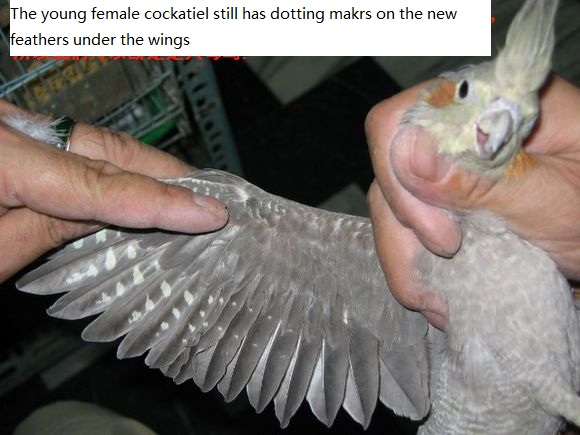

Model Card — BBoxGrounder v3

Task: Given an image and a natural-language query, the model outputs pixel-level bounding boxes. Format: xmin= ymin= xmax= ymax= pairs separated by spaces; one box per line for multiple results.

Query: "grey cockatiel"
xmin=8 ymin=0 xmax=580 ymax=433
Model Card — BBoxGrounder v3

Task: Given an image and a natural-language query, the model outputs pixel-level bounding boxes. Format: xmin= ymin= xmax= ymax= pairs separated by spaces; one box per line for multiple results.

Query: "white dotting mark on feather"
xmin=188 ymin=323 xmax=196 ymax=333
xmin=97 ymin=292 xmax=111 ymax=304
xmin=200 ymin=310 xmax=206 ymax=318
xmin=208 ymin=295 xmax=214 ymax=305
xmin=73 ymin=239 xmax=84 ymax=249
xmin=161 ymin=281 xmax=172 ymax=297
xmin=182 ymin=339 xmax=188 ymax=344
xmin=133 ymin=266 xmax=144 ymax=284
xmin=218 ymin=297 xmax=224 ymax=305
xmin=87 ymin=264 xmax=98 ymax=277
xmin=154 ymin=260 xmax=161 ymax=271
xmin=116 ymin=282 xmax=125 ymax=296
xmin=145 ymin=296 xmax=155 ymax=312
xmin=202 ymin=321 xmax=208 ymax=328
xmin=161 ymin=322 xmax=169 ymax=331
xmin=96 ymin=231 xmax=107 ymax=243
xmin=129 ymin=310 xmax=142 ymax=324
xmin=217 ymin=326 xmax=223 ymax=332
xmin=342 ymin=309 xmax=349 ymax=325
xmin=66 ymin=272 xmax=84 ymax=284
xmin=231 ymin=301 xmax=237 ymax=307
xmin=172 ymin=308 xmax=181 ymax=319
xmin=105 ymin=248 xmax=116 ymax=270
xmin=184 ymin=290 xmax=193 ymax=305
xmin=127 ymin=245 xmax=137 ymax=259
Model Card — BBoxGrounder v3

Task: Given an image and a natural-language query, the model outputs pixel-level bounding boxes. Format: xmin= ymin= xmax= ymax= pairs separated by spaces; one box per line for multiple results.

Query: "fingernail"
xmin=192 ymin=194 xmax=228 ymax=219
xmin=392 ymin=126 xmax=452 ymax=183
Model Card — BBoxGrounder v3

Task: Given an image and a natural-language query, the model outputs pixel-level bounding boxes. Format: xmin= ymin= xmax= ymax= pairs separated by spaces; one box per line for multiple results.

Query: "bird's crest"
xmin=495 ymin=0 xmax=559 ymax=93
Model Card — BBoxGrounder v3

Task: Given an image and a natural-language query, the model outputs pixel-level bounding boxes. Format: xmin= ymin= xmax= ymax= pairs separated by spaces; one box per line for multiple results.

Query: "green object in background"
xmin=136 ymin=89 xmax=177 ymax=146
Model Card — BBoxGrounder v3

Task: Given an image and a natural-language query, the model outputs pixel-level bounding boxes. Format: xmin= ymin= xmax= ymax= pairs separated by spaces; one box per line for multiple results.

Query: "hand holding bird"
xmin=367 ymin=75 xmax=580 ymax=330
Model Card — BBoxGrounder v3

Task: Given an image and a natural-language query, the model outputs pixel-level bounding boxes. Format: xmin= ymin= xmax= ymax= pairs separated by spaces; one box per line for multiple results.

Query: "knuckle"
xmin=108 ymin=130 xmax=147 ymax=169
xmin=364 ymin=102 xmax=386 ymax=140
xmin=366 ymin=180 xmax=381 ymax=207
xmin=83 ymin=159 xmax=121 ymax=186
xmin=364 ymin=99 xmax=389 ymax=133
xmin=80 ymin=159 xmax=124 ymax=217
xmin=89 ymin=127 xmax=142 ymax=169
xmin=399 ymin=287 xmax=427 ymax=312
xmin=366 ymin=180 xmax=378 ymax=206
xmin=37 ymin=214 xmax=83 ymax=247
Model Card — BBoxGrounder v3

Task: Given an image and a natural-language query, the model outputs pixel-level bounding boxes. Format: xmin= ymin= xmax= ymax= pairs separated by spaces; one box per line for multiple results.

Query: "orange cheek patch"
xmin=505 ymin=149 xmax=536 ymax=178
xmin=426 ymin=81 xmax=456 ymax=107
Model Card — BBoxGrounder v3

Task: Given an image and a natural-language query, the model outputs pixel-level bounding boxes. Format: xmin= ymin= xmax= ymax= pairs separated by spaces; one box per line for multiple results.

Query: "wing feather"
xmin=16 ymin=169 xmax=430 ymax=427
xmin=253 ymin=293 xmax=306 ymax=412
xmin=343 ymin=323 xmax=380 ymax=428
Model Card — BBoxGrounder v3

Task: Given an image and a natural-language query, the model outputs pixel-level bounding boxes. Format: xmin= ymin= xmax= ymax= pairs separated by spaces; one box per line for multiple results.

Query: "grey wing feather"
xmin=17 ymin=169 xmax=430 ymax=427
xmin=306 ymin=298 xmax=350 ymax=426
xmin=343 ymin=323 xmax=380 ymax=428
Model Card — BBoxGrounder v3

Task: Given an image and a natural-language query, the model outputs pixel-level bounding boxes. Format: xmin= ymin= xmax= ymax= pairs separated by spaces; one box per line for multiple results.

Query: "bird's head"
xmin=404 ymin=0 xmax=559 ymax=178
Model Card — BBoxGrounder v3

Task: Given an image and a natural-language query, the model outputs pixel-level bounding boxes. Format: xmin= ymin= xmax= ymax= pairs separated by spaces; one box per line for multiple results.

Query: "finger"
xmin=526 ymin=76 xmax=580 ymax=154
xmin=389 ymin=126 xmax=579 ymax=245
xmin=69 ymin=123 xmax=194 ymax=178
xmin=0 ymin=99 xmax=30 ymax=117
xmin=1 ymin=129 xmax=228 ymax=233
xmin=366 ymin=90 xmax=461 ymax=256
xmin=0 ymin=99 xmax=194 ymax=179
xmin=368 ymin=181 xmax=447 ymax=329
xmin=386 ymin=76 xmax=580 ymax=218
xmin=0 ymin=207 xmax=101 ymax=283
xmin=383 ymin=127 xmax=462 ymax=256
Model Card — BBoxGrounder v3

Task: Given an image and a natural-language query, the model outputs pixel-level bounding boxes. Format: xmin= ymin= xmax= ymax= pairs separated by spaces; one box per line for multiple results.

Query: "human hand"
xmin=0 ymin=100 xmax=228 ymax=283
xmin=366 ymin=75 xmax=580 ymax=329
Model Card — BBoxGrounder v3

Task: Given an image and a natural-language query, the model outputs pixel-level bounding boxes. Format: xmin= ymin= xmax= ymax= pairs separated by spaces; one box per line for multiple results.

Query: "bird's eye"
xmin=458 ymin=80 xmax=469 ymax=99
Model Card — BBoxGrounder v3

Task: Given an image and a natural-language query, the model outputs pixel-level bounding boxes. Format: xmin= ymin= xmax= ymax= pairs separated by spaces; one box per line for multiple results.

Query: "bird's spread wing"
xmin=17 ymin=169 xmax=429 ymax=427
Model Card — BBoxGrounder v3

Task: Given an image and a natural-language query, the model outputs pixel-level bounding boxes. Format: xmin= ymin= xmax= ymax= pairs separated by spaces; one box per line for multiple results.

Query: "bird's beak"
xmin=475 ymin=98 xmax=521 ymax=160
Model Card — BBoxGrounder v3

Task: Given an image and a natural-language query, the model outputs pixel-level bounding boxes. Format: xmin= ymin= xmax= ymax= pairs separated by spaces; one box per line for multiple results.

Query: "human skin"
xmin=366 ymin=75 xmax=580 ymax=329
xmin=0 ymin=100 xmax=228 ymax=283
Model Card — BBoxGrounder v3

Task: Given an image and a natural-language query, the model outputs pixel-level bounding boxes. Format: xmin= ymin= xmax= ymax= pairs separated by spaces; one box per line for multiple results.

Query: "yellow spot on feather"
xmin=427 ymin=80 xmax=456 ymax=107
xmin=505 ymin=149 xmax=536 ymax=179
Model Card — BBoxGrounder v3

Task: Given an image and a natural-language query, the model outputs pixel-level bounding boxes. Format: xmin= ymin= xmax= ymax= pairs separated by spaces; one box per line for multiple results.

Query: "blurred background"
xmin=1 ymin=0 xmax=580 ymax=433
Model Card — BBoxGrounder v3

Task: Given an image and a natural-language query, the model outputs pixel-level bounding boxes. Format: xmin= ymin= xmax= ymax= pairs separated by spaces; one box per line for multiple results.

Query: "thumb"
xmin=389 ymin=125 xmax=505 ymax=253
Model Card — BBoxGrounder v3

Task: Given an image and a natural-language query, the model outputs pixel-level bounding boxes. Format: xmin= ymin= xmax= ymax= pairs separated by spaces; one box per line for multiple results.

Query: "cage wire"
xmin=0 ymin=1 xmax=242 ymax=172
xmin=0 ymin=3 xmax=243 ymax=397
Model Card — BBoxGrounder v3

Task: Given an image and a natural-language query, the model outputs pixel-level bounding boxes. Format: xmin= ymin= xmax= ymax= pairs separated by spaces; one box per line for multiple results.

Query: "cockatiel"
xmin=7 ymin=0 xmax=579 ymax=433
